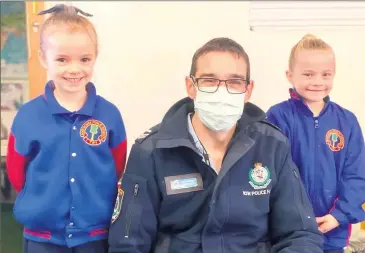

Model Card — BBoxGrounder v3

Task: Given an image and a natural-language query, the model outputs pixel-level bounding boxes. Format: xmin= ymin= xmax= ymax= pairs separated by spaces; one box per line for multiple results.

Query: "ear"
xmin=244 ymin=80 xmax=254 ymax=103
xmin=185 ymin=76 xmax=196 ymax=100
xmin=286 ymin=70 xmax=293 ymax=85
xmin=38 ymin=50 xmax=48 ymax=69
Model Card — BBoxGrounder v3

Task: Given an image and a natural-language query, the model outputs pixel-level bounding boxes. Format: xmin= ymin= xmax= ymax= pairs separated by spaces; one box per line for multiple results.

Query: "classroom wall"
xmin=46 ymin=1 xmax=365 ymax=151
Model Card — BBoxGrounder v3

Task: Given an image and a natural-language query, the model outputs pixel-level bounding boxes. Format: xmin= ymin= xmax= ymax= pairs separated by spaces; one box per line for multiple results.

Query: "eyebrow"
xmin=197 ymin=73 xmax=216 ymax=78
xmin=302 ymin=69 xmax=333 ymax=73
xmin=55 ymin=54 xmax=69 ymax=58
xmin=197 ymin=73 xmax=247 ymax=79
xmin=55 ymin=54 xmax=94 ymax=58
xmin=228 ymin=74 xmax=246 ymax=79
xmin=80 ymin=54 xmax=94 ymax=57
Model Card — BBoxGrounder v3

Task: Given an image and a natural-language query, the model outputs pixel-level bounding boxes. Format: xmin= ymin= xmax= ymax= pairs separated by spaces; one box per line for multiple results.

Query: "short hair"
xmin=190 ymin=37 xmax=250 ymax=80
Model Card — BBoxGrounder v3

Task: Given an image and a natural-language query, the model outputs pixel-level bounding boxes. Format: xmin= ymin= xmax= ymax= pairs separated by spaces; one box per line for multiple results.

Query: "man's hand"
xmin=316 ymin=214 xmax=340 ymax=233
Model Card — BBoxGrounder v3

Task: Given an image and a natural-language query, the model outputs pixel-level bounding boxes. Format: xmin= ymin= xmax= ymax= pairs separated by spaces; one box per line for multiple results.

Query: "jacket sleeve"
xmin=108 ymin=141 xmax=160 ymax=253
xmin=6 ymin=110 xmax=30 ymax=192
xmin=266 ymin=106 xmax=291 ymax=138
xmin=330 ymin=117 xmax=365 ymax=224
xmin=109 ymin=109 xmax=127 ymax=179
xmin=270 ymin=141 xmax=324 ymax=253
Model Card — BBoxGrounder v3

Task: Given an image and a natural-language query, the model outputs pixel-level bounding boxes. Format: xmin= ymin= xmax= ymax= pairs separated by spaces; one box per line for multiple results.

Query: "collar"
xmin=44 ymin=81 xmax=97 ymax=116
xmin=289 ymin=88 xmax=330 ymax=117
xmin=289 ymin=88 xmax=330 ymax=103
xmin=187 ymin=113 xmax=204 ymax=154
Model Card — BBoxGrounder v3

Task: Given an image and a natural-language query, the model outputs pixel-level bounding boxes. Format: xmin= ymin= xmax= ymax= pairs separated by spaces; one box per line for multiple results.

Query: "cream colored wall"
xmin=46 ymin=1 xmax=365 ymax=151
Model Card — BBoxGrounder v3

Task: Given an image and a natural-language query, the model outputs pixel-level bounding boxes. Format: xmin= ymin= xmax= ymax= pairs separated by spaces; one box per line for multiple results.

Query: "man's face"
xmin=186 ymin=51 xmax=253 ymax=101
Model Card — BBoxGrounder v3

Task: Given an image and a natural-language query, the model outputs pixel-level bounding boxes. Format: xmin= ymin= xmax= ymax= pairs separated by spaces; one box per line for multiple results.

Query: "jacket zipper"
xmin=313 ymin=118 xmax=319 ymax=205
xmin=124 ymin=183 xmax=139 ymax=238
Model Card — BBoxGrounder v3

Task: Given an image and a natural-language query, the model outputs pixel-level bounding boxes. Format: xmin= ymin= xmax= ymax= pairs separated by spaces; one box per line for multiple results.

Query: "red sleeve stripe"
xmin=6 ymin=133 xmax=27 ymax=192
xmin=111 ymin=139 xmax=127 ymax=179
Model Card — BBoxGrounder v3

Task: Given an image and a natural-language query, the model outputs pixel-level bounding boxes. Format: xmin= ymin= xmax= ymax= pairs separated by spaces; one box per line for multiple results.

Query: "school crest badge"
xmin=111 ymin=181 xmax=124 ymax=224
xmin=249 ymin=163 xmax=271 ymax=190
xmin=80 ymin=119 xmax=107 ymax=146
xmin=325 ymin=129 xmax=345 ymax=152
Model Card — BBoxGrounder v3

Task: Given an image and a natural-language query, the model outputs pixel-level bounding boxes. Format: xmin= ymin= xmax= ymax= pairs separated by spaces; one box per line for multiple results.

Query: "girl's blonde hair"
xmin=289 ymin=34 xmax=333 ymax=70
xmin=38 ymin=4 xmax=98 ymax=54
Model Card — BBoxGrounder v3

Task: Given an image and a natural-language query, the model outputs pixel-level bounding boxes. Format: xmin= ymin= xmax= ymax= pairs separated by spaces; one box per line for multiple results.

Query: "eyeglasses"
xmin=190 ymin=75 xmax=249 ymax=94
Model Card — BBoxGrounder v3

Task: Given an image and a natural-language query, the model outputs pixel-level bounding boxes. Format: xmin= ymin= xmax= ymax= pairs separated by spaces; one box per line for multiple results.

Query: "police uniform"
xmin=108 ymin=97 xmax=323 ymax=253
xmin=6 ymin=81 xmax=127 ymax=252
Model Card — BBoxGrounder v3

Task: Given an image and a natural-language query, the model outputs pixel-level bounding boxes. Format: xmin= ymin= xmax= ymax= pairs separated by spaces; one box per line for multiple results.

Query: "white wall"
xmin=46 ymin=1 xmax=365 ymax=151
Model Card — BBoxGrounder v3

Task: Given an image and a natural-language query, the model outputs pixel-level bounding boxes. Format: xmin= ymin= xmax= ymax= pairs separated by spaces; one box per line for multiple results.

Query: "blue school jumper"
xmin=6 ymin=81 xmax=127 ymax=247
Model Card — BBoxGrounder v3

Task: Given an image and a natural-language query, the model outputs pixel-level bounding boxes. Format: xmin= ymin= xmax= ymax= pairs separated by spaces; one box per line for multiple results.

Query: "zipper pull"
xmin=133 ymin=184 xmax=139 ymax=196
xmin=314 ymin=119 xmax=319 ymax=128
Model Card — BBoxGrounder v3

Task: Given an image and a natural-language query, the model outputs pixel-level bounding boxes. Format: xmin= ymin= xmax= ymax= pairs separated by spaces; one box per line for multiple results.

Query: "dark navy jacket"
xmin=6 ymin=81 xmax=127 ymax=247
xmin=267 ymin=89 xmax=365 ymax=250
xmin=108 ymin=97 xmax=323 ymax=253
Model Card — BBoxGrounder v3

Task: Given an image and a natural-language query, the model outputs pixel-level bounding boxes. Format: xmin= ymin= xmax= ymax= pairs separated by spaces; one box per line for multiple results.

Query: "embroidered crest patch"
xmin=325 ymin=129 xmax=345 ymax=152
xmin=80 ymin=119 xmax=107 ymax=146
xmin=249 ymin=163 xmax=271 ymax=190
xmin=111 ymin=181 xmax=124 ymax=224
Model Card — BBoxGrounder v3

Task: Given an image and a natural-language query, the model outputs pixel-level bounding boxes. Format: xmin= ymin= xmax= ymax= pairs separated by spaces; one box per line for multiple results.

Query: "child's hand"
xmin=316 ymin=214 xmax=339 ymax=233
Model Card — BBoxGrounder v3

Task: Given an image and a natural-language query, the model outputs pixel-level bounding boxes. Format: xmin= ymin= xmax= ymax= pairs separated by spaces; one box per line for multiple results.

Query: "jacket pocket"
xmin=293 ymin=168 xmax=313 ymax=229
xmin=122 ymin=174 xmax=146 ymax=240
xmin=125 ymin=183 xmax=142 ymax=238
xmin=13 ymin=182 xmax=28 ymax=219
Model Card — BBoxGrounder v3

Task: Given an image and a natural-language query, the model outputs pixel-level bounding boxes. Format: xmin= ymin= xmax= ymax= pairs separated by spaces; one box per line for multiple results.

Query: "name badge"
xmin=165 ymin=173 xmax=204 ymax=195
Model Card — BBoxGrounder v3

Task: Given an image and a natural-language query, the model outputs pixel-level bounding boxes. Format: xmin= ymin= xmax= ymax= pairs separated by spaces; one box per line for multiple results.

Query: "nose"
xmin=68 ymin=63 xmax=82 ymax=74
xmin=312 ymin=75 xmax=327 ymax=86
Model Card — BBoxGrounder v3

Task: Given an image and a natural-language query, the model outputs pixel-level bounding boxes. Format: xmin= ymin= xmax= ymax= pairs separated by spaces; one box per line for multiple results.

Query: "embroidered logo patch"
xmin=325 ymin=129 xmax=345 ymax=151
xmin=80 ymin=119 xmax=107 ymax=146
xmin=249 ymin=163 xmax=271 ymax=190
xmin=111 ymin=181 xmax=124 ymax=224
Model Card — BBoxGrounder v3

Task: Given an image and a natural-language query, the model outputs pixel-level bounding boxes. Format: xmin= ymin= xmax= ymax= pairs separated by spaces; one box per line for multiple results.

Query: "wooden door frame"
xmin=25 ymin=1 xmax=47 ymax=99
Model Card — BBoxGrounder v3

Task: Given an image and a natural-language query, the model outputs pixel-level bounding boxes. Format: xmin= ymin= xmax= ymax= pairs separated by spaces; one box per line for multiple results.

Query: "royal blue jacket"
xmin=6 ymin=81 xmax=127 ymax=247
xmin=108 ymin=97 xmax=323 ymax=253
xmin=267 ymin=89 xmax=365 ymax=250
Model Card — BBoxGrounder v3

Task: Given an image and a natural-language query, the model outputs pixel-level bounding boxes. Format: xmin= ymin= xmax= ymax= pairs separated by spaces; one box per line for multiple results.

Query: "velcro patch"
xmin=135 ymin=124 xmax=159 ymax=143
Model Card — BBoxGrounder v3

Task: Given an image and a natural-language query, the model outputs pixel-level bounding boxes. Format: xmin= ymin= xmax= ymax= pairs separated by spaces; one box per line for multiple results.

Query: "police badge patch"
xmin=248 ymin=162 xmax=271 ymax=190
xmin=111 ymin=181 xmax=124 ymax=224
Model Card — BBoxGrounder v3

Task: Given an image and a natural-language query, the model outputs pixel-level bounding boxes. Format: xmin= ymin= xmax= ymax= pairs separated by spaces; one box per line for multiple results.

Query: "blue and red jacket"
xmin=6 ymin=81 xmax=127 ymax=247
xmin=267 ymin=89 xmax=365 ymax=251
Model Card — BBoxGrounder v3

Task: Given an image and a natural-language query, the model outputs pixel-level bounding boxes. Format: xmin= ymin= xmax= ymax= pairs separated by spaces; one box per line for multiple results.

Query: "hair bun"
xmin=302 ymin=33 xmax=318 ymax=40
xmin=38 ymin=4 xmax=92 ymax=17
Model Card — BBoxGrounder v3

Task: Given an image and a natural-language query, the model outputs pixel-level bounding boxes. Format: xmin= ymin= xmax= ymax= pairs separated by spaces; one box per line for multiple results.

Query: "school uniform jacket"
xmin=6 ymin=81 xmax=127 ymax=247
xmin=267 ymin=89 xmax=365 ymax=250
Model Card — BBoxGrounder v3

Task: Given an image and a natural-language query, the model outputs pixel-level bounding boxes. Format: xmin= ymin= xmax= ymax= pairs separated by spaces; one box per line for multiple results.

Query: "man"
xmin=108 ymin=37 xmax=323 ymax=253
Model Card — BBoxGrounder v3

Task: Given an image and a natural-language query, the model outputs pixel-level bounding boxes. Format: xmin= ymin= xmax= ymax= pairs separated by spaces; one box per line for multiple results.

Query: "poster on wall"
xmin=1 ymin=2 xmax=28 ymax=79
xmin=1 ymin=1 xmax=28 ymax=143
xmin=0 ymin=1 xmax=28 ymax=204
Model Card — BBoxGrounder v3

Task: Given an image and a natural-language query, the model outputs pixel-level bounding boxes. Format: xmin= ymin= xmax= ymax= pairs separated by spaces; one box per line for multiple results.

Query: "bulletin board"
xmin=1 ymin=1 xmax=46 ymax=154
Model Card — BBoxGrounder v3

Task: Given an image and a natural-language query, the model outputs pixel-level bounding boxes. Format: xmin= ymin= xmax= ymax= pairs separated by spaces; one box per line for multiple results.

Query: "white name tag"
xmin=165 ymin=173 xmax=204 ymax=195
xmin=171 ymin=178 xmax=198 ymax=190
